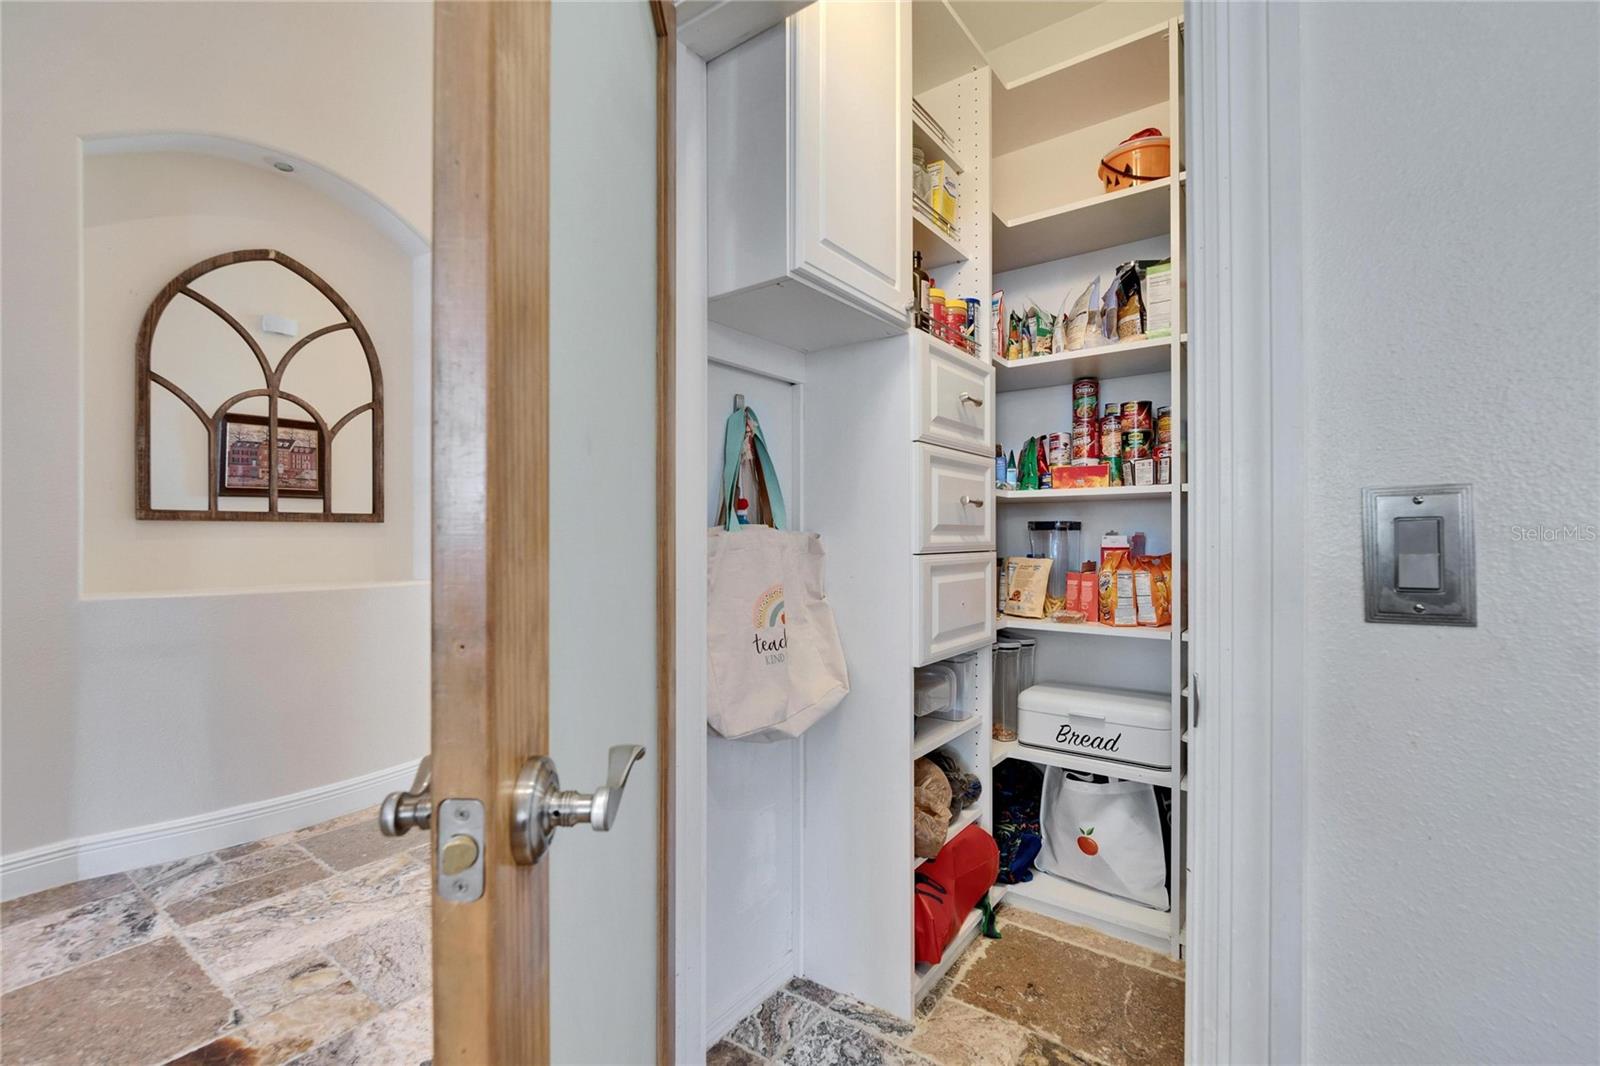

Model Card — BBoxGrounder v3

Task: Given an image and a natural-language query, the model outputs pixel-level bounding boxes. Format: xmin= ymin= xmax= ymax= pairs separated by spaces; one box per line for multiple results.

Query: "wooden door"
xmin=789 ymin=0 xmax=912 ymax=324
xmin=430 ymin=2 xmax=674 ymax=1063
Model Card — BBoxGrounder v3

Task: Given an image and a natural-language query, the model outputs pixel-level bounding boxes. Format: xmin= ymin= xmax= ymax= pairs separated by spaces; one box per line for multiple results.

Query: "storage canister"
xmin=992 ymin=641 xmax=1021 ymax=743
xmin=1017 ymin=682 xmax=1171 ymax=770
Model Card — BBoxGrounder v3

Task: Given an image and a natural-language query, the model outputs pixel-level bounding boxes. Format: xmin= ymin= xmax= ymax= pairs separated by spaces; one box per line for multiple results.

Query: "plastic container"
xmin=944 ymin=298 xmax=968 ymax=351
xmin=1028 ymin=520 xmax=1082 ymax=618
xmin=1017 ymin=682 xmax=1171 ymax=770
xmin=992 ymin=641 xmax=1021 ymax=743
xmin=1098 ymin=129 xmax=1172 ymax=192
xmin=914 ymin=662 xmax=964 ymax=720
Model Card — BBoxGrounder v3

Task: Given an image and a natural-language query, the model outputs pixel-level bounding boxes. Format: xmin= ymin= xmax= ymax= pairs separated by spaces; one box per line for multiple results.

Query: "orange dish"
xmin=1099 ymin=128 xmax=1172 ymax=191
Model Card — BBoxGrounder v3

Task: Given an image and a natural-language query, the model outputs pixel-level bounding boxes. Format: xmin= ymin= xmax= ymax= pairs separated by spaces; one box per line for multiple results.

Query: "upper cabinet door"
xmin=788 ymin=0 xmax=911 ymax=326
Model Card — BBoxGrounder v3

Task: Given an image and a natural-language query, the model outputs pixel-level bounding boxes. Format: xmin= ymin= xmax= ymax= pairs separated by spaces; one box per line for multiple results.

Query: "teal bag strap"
xmin=718 ymin=405 xmax=788 ymax=532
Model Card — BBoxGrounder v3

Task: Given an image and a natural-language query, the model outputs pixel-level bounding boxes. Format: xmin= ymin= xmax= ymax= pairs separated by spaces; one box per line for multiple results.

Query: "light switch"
xmin=1362 ymin=484 xmax=1476 ymax=626
xmin=1394 ymin=516 xmax=1443 ymax=591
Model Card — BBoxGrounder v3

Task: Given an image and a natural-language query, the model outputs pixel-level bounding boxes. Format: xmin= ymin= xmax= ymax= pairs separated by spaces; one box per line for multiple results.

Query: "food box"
xmin=1018 ymin=682 xmax=1171 ymax=770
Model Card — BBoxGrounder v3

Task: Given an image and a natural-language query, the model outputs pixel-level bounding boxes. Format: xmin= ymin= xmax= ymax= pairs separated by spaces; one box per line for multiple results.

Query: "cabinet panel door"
xmin=914 ymin=552 xmax=995 ymax=667
xmin=913 ymin=443 xmax=995 ymax=554
xmin=912 ymin=335 xmax=994 ymax=457
xmin=788 ymin=0 xmax=910 ymax=325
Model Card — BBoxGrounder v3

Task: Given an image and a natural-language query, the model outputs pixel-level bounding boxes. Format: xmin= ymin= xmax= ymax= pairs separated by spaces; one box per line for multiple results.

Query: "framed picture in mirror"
xmin=217 ymin=413 xmax=325 ymax=498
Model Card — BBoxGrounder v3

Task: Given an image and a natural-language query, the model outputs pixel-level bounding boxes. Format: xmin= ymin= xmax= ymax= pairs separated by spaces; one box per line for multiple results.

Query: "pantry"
xmin=679 ymin=0 xmax=1194 ymax=1047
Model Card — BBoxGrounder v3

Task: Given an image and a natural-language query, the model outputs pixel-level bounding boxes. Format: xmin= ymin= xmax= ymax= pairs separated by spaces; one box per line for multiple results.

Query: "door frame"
xmin=1184 ymin=2 xmax=1306 ymax=1063
xmin=430 ymin=2 xmax=676 ymax=1062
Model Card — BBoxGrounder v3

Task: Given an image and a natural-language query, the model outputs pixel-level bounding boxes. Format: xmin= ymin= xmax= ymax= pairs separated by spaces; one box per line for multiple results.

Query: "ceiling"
xmin=946 ymin=0 xmax=1103 ymax=54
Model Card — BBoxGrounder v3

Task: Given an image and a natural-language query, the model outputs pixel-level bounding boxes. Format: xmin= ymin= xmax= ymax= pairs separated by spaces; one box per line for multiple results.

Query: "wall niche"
xmin=135 ymin=248 xmax=384 ymax=521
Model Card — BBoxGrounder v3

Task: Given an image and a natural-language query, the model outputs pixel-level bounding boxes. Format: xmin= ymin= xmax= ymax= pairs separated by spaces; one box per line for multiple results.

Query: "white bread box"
xmin=1018 ymin=683 xmax=1170 ymax=771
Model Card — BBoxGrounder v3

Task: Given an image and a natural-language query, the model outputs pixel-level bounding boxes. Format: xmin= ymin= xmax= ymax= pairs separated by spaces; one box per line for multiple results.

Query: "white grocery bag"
xmin=1036 ymin=769 xmax=1169 ymax=910
xmin=707 ymin=405 xmax=849 ymax=741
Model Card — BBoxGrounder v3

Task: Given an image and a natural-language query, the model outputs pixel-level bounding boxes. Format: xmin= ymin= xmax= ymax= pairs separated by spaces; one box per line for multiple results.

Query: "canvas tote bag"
xmin=1036 ymin=768 xmax=1169 ymax=910
xmin=707 ymin=406 xmax=849 ymax=741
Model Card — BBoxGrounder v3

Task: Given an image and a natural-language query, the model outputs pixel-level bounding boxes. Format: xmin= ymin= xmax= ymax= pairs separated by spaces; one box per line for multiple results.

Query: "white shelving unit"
xmin=989 ymin=740 xmax=1171 ymax=788
xmin=913 ymin=714 xmax=982 ymax=760
xmin=997 ymin=485 xmax=1172 ymax=502
xmin=993 ymin=178 xmax=1173 ymax=272
xmin=992 ymin=335 xmax=1179 ymax=391
xmin=997 ymin=617 xmax=1173 ymax=640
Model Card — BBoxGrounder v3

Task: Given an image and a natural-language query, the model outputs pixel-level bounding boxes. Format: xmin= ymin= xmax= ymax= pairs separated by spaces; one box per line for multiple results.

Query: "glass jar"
xmin=992 ymin=640 xmax=1021 ymax=743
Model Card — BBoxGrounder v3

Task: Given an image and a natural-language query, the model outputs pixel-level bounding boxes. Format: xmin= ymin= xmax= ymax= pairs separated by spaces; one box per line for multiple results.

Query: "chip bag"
xmin=1099 ymin=547 xmax=1138 ymax=627
xmin=1133 ymin=553 xmax=1173 ymax=627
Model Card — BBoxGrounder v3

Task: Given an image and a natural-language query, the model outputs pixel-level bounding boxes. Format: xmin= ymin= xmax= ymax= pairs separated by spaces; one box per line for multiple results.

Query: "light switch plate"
xmin=1362 ymin=484 xmax=1476 ymax=626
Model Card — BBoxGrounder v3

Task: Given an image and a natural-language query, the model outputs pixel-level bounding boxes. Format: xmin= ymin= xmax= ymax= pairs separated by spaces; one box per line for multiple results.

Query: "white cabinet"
xmin=707 ymin=0 xmax=911 ymax=352
xmin=912 ymin=334 xmax=994 ymax=457
xmin=912 ymin=443 xmax=994 ymax=554
xmin=913 ymin=552 xmax=995 ymax=667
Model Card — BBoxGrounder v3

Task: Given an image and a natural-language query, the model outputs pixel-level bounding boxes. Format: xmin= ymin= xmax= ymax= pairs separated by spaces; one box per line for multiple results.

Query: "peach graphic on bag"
xmin=1077 ymin=827 xmax=1098 ymax=856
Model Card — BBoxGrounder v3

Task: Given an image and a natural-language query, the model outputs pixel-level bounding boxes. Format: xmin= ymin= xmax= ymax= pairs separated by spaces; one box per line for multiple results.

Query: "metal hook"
xmin=733 ymin=393 xmax=745 ymax=411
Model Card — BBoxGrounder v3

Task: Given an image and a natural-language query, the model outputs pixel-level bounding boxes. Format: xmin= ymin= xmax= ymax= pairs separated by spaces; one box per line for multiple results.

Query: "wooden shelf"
xmin=1005 ymin=871 xmax=1171 ymax=943
xmin=913 ymin=714 xmax=981 ymax=760
xmin=993 ymin=178 xmax=1172 ymax=273
xmin=913 ymin=203 xmax=969 ymax=269
xmin=993 ymin=336 xmax=1177 ymax=391
xmin=997 ymin=485 xmax=1172 ymax=502
xmin=912 ymin=109 xmax=964 ymax=175
xmin=996 ymin=617 xmax=1172 ymax=641
xmin=915 ymin=806 xmax=983 ymax=869
xmin=990 ymin=739 xmax=1174 ymax=787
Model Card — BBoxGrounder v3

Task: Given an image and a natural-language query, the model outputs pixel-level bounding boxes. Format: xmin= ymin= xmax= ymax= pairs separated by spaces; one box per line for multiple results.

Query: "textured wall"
xmin=1298 ymin=4 xmax=1600 ymax=1062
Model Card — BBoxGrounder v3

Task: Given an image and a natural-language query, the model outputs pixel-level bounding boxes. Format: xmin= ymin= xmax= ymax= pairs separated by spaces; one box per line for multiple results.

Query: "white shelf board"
xmin=914 ymin=904 xmax=986 ymax=1001
xmin=915 ymin=805 xmax=984 ymax=868
xmin=996 ymin=617 xmax=1172 ymax=641
xmin=993 ymin=178 xmax=1172 ymax=273
xmin=913 ymin=204 xmax=969 ymax=269
xmin=1005 ymin=871 xmax=1171 ymax=943
xmin=997 ymin=485 xmax=1172 ymax=503
xmin=992 ymin=336 xmax=1177 ymax=391
xmin=990 ymin=739 xmax=1174 ymax=787
xmin=912 ymin=109 xmax=964 ymax=175
xmin=992 ymin=21 xmax=1171 ymax=156
xmin=913 ymin=714 xmax=981 ymax=760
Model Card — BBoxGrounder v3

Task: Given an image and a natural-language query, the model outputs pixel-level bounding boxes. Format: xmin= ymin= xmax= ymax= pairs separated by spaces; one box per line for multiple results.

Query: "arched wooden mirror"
xmin=135 ymin=248 xmax=384 ymax=521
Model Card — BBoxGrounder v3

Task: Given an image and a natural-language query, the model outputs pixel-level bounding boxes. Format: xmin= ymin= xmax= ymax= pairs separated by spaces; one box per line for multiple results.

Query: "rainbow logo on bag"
xmin=752 ymin=584 xmax=787 ymax=664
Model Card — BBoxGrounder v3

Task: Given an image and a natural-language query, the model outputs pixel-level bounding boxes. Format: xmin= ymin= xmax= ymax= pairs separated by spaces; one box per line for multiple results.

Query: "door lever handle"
xmin=378 ymin=755 xmax=432 ymax=837
xmin=511 ymin=745 xmax=646 ymax=865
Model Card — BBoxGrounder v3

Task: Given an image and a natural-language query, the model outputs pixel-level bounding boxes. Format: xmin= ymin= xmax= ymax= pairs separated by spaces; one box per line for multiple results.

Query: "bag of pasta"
xmin=1133 ymin=553 xmax=1172 ymax=627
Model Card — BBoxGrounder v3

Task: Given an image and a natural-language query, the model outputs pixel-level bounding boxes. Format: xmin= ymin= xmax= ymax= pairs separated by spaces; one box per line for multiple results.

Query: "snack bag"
xmin=1131 ymin=553 xmax=1173 ymax=627
xmin=1099 ymin=548 xmax=1138 ymax=627
xmin=1005 ymin=557 xmax=1052 ymax=619
xmin=1076 ymin=565 xmax=1099 ymax=619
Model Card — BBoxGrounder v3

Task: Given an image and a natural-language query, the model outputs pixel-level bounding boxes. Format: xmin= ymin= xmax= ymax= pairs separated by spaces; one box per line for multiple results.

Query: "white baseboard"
xmin=705 ymin=952 xmax=795 ymax=1049
xmin=0 ymin=760 xmax=421 ymax=902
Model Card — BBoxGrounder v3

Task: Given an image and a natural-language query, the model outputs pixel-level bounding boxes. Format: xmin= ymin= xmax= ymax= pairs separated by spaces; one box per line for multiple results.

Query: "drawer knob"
xmin=960 ymin=495 xmax=984 ymax=508
xmin=958 ymin=392 xmax=984 ymax=408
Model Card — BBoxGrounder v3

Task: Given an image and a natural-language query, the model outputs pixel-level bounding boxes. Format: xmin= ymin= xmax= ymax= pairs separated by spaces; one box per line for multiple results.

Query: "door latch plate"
xmin=435 ymin=798 xmax=485 ymax=903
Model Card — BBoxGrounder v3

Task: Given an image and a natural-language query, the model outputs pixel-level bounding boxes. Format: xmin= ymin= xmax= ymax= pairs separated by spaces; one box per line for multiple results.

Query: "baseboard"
xmin=0 ymin=759 xmax=421 ymax=902
xmin=705 ymin=952 xmax=795 ymax=1048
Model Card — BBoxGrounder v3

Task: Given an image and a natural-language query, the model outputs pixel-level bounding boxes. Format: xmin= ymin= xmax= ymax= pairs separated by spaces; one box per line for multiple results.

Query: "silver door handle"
xmin=378 ymin=755 xmax=432 ymax=836
xmin=511 ymin=744 xmax=646 ymax=865
xmin=960 ymin=495 xmax=984 ymax=508
xmin=959 ymin=392 xmax=984 ymax=407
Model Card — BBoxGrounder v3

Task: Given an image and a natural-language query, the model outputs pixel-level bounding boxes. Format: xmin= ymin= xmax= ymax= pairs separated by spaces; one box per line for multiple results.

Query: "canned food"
xmin=1072 ymin=378 xmax=1099 ymax=423
xmin=1121 ymin=400 xmax=1153 ymax=432
xmin=1156 ymin=406 xmax=1172 ymax=445
xmin=1100 ymin=411 xmax=1122 ymax=457
xmin=1155 ymin=445 xmax=1172 ymax=485
xmin=1070 ymin=425 xmax=1098 ymax=462
xmin=1048 ymin=432 xmax=1072 ymax=468
xmin=1106 ymin=456 xmax=1123 ymax=487
xmin=1123 ymin=428 xmax=1152 ymax=461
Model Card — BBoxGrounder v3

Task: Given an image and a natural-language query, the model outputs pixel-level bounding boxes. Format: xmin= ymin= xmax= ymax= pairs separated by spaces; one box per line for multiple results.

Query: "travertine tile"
xmin=731 ymin=989 xmax=821 ymax=1057
xmin=1 ymin=888 xmax=164 ymax=992
xmin=787 ymin=975 xmax=838 ymax=1006
xmin=167 ymin=860 xmax=328 ymax=926
xmin=296 ymin=820 xmax=414 ymax=873
xmin=780 ymin=1014 xmax=935 ymax=1066
xmin=286 ymin=991 xmax=431 ymax=1065
xmin=0 ymin=872 xmax=136 ymax=929
xmin=909 ymin=998 xmax=1032 ymax=1066
xmin=228 ymin=952 xmax=350 ymax=1020
xmin=952 ymin=926 xmax=1183 ymax=1066
xmin=326 ymin=913 xmax=430 ymax=1008
xmin=830 ymin=991 xmax=917 ymax=1040
xmin=1016 ymin=1033 xmax=1103 ymax=1066
xmin=0 ymin=937 xmax=231 ymax=1065
xmin=170 ymin=979 xmax=380 ymax=1066
xmin=709 ymin=1037 xmax=767 ymax=1066
xmin=143 ymin=845 xmax=314 ymax=911
xmin=997 ymin=906 xmax=1183 ymax=979
xmin=130 ymin=854 xmax=217 ymax=890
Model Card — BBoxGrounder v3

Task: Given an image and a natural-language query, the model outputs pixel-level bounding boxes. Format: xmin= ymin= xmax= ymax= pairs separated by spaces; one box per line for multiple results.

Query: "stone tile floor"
xmin=0 ymin=807 xmax=431 ymax=1066
xmin=708 ymin=903 xmax=1183 ymax=1066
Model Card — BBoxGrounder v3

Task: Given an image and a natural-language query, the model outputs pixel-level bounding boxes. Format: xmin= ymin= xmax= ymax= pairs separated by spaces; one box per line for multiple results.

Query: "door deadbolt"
xmin=511 ymin=745 xmax=646 ymax=865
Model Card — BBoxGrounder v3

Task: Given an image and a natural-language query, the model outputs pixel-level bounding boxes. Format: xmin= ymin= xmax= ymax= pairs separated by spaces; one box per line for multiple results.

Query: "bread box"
xmin=1017 ymin=682 xmax=1170 ymax=771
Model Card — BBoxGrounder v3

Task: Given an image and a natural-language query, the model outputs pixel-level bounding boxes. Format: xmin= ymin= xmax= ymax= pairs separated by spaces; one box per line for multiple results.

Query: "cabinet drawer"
xmin=914 ymin=552 xmax=995 ymax=667
xmin=912 ymin=335 xmax=994 ymax=457
xmin=913 ymin=443 xmax=994 ymax=554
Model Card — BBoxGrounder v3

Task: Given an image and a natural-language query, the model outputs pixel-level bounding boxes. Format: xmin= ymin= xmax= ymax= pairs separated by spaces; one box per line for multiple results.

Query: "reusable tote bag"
xmin=1036 ymin=768 xmax=1169 ymax=910
xmin=707 ymin=405 xmax=849 ymax=741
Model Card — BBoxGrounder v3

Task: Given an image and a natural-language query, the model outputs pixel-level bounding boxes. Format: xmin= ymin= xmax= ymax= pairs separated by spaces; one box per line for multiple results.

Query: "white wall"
xmin=1296 ymin=4 xmax=1600 ymax=1062
xmin=83 ymin=151 xmax=422 ymax=594
xmin=1 ymin=1 xmax=432 ymax=883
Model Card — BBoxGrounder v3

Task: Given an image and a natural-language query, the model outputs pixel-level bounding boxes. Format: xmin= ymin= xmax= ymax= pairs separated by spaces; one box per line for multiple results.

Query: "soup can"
xmin=1072 ymin=378 xmax=1099 ymax=422
xmin=1155 ymin=443 xmax=1172 ymax=484
xmin=1071 ymin=424 xmax=1098 ymax=461
xmin=1105 ymin=456 xmax=1123 ymax=487
xmin=1100 ymin=411 xmax=1122 ymax=457
xmin=1123 ymin=428 xmax=1152 ymax=461
xmin=1048 ymin=432 xmax=1072 ymax=468
xmin=1156 ymin=406 xmax=1173 ymax=445
xmin=1121 ymin=400 xmax=1153 ymax=432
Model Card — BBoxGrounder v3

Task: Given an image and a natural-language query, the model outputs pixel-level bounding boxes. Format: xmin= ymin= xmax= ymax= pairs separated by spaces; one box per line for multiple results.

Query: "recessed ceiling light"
xmin=272 ymin=160 xmax=295 ymax=173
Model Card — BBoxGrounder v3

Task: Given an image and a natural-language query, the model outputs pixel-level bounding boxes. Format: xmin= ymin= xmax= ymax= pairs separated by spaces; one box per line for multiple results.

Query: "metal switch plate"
xmin=435 ymin=798 xmax=485 ymax=902
xmin=1362 ymin=484 xmax=1476 ymax=625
